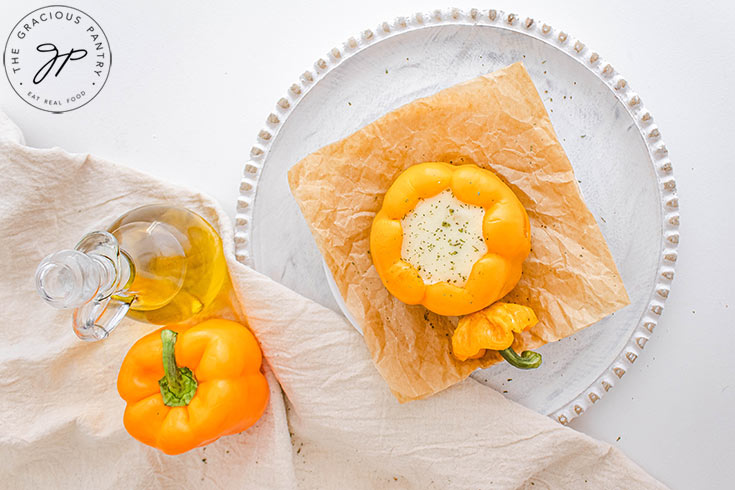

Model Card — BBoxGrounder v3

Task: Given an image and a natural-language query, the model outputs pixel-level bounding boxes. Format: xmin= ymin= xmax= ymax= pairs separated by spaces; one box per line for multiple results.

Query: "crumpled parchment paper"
xmin=288 ymin=62 xmax=629 ymax=402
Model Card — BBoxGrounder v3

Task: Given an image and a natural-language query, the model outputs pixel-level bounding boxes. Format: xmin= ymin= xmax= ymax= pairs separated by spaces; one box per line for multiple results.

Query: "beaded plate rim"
xmin=234 ymin=7 xmax=679 ymax=425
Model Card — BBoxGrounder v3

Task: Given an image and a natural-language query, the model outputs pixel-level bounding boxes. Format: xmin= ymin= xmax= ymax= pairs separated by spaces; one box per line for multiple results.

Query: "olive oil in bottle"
xmin=36 ymin=205 xmax=227 ymax=341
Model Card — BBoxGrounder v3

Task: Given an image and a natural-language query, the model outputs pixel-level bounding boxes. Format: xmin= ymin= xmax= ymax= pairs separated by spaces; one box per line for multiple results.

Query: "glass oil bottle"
xmin=35 ymin=205 xmax=228 ymax=340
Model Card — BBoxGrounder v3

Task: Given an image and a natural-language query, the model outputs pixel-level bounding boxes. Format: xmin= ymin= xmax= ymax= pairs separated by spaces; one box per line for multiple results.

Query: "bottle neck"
xmin=36 ymin=231 xmax=131 ymax=309
xmin=36 ymin=231 xmax=135 ymax=341
xmin=36 ymin=250 xmax=104 ymax=309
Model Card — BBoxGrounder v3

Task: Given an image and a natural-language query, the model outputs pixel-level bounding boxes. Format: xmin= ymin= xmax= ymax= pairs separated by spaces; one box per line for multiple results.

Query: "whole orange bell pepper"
xmin=117 ymin=319 xmax=269 ymax=455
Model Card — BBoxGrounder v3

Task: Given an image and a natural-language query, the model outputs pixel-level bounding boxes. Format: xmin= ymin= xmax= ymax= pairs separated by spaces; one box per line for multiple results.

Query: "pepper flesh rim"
xmin=370 ymin=162 xmax=531 ymax=317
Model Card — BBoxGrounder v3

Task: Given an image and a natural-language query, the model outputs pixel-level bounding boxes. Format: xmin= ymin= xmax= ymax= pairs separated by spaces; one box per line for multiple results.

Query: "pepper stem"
xmin=499 ymin=346 xmax=542 ymax=370
xmin=158 ymin=329 xmax=197 ymax=407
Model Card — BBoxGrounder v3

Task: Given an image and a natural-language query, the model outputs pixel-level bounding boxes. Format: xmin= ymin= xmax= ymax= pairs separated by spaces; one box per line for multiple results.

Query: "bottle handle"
xmin=71 ymin=231 xmax=135 ymax=341
xmin=72 ymin=295 xmax=133 ymax=341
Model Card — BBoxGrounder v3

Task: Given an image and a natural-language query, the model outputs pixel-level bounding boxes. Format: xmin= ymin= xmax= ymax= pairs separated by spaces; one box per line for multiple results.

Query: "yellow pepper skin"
xmin=370 ymin=162 xmax=531 ymax=316
xmin=452 ymin=302 xmax=542 ymax=369
xmin=117 ymin=319 xmax=269 ymax=455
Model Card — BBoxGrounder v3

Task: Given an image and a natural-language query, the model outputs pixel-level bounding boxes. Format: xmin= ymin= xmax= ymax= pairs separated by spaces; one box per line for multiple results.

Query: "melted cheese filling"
xmin=400 ymin=189 xmax=487 ymax=286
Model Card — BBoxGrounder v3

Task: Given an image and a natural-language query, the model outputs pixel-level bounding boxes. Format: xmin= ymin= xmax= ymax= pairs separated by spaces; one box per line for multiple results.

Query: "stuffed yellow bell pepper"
xmin=452 ymin=302 xmax=541 ymax=369
xmin=117 ymin=319 xmax=269 ymax=455
xmin=370 ymin=162 xmax=531 ymax=316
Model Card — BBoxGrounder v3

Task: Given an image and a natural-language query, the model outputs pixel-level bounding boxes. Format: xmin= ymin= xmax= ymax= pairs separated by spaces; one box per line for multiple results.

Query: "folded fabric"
xmin=0 ymin=111 xmax=666 ymax=489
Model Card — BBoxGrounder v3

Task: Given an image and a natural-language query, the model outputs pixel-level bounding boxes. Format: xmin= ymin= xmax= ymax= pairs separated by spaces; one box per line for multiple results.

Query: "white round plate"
xmin=235 ymin=8 xmax=679 ymax=424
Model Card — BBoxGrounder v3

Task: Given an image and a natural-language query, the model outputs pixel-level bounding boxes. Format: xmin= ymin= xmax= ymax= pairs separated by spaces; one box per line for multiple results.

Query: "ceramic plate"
xmin=235 ymin=8 xmax=679 ymax=424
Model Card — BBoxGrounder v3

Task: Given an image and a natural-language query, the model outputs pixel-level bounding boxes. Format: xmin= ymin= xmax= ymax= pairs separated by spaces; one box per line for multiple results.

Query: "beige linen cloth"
xmin=0 ymin=111 xmax=665 ymax=489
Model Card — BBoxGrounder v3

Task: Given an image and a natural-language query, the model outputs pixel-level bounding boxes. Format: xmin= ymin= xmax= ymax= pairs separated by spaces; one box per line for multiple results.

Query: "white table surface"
xmin=2 ymin=1 xmax=733 ymax=488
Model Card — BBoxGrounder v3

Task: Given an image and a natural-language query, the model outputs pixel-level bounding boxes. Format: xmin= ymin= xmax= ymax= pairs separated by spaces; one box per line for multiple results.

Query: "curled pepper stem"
xmin=499 ymin=346 xmax=542 ymax=370
xmin=159 ymin=329 xmax=198 ymax=407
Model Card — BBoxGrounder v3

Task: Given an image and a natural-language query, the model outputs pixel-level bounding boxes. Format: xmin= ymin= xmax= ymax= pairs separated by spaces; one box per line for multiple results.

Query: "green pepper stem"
xmin=158 ymin=329 xmax=198 ymax=407
xmin=499 ymin=346 xmax=542 ymax=370
xmin=161 ymin=329 xmax=183 ymax=391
